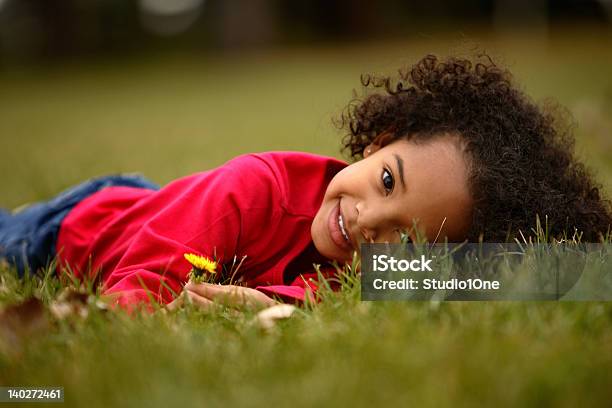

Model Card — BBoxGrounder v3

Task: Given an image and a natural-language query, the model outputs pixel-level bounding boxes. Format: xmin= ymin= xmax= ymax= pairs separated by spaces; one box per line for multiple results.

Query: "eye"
xmin=381 ymin=168 xmax=394 ymax=194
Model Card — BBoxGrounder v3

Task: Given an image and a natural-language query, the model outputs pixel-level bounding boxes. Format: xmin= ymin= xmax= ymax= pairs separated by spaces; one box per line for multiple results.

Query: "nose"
xmin=355 ymin=202 xmax=373 ymax=242
xmin=355 ymin=201 xmax=398 ymax=244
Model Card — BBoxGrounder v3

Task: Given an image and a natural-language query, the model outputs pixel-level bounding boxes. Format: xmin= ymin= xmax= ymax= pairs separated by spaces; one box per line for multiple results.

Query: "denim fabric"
xmin=0 ymin=174 xmax=159 ymax=277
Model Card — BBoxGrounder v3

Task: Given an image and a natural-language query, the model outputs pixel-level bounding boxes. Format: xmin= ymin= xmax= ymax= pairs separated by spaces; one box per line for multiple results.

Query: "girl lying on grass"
xmin=1 ymin=54 xmax=611 ymax=313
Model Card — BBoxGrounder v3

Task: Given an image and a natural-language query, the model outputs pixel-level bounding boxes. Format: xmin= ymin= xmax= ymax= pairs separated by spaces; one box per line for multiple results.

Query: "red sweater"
xmin=56 ymin=152 xmax=348 ymax=311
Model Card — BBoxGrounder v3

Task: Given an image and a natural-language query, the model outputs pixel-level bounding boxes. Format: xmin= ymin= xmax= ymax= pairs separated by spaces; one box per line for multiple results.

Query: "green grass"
xmin=1 ymin=256 xmax=612 ymax=408
xmin=1 ymin=28 xmax=612 ymax=407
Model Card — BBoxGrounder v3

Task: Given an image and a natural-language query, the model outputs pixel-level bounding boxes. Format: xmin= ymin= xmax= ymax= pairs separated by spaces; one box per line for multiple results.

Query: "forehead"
xmin=386 ymin=137 xmax=472 ymax=237
xmin=397 ymin=137 xmax=467 ymax=185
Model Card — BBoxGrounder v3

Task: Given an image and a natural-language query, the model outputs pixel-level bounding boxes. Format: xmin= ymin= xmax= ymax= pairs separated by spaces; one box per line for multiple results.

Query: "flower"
xmin=183 ymin=253 xmax=217 ymax=274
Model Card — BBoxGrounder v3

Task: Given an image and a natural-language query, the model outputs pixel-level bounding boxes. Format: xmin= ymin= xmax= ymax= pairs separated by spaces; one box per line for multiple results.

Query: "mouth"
xmin=338 ymin=211 xmax=351 ymax=243
xmin=328 ymin=201 xmax=353 ymax=252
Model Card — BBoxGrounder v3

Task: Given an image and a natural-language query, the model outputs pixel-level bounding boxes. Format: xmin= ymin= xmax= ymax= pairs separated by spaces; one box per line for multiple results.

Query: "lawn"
xmin=1 ymin=28 xmax=612 ymax=407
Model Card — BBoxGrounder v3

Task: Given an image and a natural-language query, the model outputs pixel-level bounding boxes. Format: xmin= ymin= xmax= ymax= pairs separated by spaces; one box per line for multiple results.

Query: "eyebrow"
xmin=393 ymin=154 xmax=407 ymax=192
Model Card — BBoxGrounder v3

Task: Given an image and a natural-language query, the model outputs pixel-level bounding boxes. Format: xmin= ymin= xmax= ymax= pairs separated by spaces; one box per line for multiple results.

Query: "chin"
xmin=312 ymin=235 xmax=336 ymax=261
xmin=327 ymin=246 xmax=352 ymax=263
xmin=312 ymin=237 xmax=329 ymax=258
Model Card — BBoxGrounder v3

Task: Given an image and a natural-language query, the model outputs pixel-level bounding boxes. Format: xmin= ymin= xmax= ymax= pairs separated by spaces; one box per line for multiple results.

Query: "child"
xmin=1 ymin=54 xmax=611 ymax=312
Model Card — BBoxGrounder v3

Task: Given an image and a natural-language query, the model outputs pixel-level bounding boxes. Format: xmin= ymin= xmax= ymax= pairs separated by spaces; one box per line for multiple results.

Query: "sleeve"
xmin=100 ymin=155 xmax=283 ymax=313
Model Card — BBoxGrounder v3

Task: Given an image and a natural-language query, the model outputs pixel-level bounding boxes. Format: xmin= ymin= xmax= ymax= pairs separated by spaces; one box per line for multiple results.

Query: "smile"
xmin=338 ymin=213 xmax=350 ymax=243
xmin=328 ymin=201 xmax=353 ymax=252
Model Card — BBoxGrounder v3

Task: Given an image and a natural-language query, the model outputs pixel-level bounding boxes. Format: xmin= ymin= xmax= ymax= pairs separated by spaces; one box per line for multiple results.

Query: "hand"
xmin=165 ymin=282 xmax=278 ymax=312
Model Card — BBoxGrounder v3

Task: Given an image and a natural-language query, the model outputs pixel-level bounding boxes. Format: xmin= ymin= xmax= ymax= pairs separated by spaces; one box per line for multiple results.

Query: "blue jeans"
xmin=0 ymin=174 xmax=159 ymax=277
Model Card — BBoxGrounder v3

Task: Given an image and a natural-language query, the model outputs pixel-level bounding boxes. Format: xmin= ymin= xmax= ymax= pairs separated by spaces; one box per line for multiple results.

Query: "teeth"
xmin=338 ymin=214 xmax=350 ymax=243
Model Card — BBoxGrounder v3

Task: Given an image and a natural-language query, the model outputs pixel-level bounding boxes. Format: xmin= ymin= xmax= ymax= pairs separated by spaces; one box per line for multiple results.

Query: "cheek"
xmin=326 ymin=165 xmax=363 ymax=197
xmin=413 ymin=204 xmax=470 ymax=241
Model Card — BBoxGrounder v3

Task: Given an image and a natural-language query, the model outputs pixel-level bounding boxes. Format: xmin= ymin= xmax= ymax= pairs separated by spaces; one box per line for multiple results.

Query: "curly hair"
xmin=337 ymin=54 xmax=612 ymax=242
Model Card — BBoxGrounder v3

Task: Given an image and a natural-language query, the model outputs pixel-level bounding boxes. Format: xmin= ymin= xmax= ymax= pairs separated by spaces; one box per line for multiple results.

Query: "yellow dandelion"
xmin=183 ymin=253 xmax=217 ymax=274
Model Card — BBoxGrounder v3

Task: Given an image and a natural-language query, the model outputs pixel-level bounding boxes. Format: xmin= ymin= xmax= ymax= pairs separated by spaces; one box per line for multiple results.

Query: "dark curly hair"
xmin=337 ymin=54 xmax=612 ymax=243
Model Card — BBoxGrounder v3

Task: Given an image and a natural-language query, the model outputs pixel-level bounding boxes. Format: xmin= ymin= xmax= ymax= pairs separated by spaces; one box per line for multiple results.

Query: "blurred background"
xmin=0 ymin=0 xmax=611 ymax=208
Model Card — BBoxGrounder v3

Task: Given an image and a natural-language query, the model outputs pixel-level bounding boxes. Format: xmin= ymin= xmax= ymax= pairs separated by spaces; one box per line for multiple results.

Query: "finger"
xmin=185 ymin=283 xmax=277 ymax=309
xmin=165 ymin=294 xmax=183 ymax=312
xmin=184 ymin=289 xmax=216 ymax=311
xmin=186 ymin=283 xmax=274 ymax=308
xmin=221 ymin=286 xmax=278 ymax=308
xmin=165 ymin=289 xmax=215 ymax=312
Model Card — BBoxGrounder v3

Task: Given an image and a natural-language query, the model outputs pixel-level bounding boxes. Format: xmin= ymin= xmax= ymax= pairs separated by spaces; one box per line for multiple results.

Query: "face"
xmin=311 ymin=135 xmax=473 ymax=262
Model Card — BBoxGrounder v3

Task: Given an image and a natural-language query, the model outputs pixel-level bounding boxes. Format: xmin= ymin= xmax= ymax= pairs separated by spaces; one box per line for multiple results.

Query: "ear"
xmin=363 ymin=131 xmax=394 ymax=158
xmin=363 ymin=143 xmax=379 ymax=158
